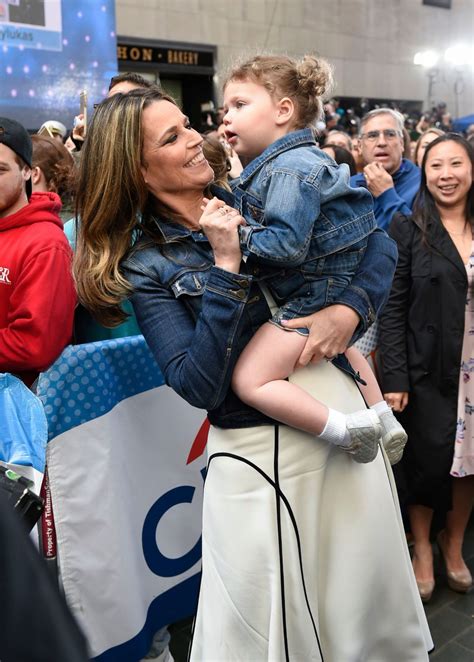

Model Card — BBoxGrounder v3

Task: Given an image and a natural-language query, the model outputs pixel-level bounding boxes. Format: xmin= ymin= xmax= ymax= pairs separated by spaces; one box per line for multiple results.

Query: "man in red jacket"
xmin=0 ymin=117 xmax=76 ymax=386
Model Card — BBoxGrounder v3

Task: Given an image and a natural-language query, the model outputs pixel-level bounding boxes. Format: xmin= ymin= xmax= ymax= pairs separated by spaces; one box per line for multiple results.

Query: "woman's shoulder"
xmin=389 ymin=212 xmax=422 ymax=244
xmin=120 ymin=230 xmax=166 ymax=270
xmin=121 ymin=235 xmax=163 ymax=273
xmin=390 ymin=212 xmax=420 ymax=231
xmin=121 ymin=232 xmax=213 ymax=290
xmin=391 ymin=211 xmax=414 ymax=227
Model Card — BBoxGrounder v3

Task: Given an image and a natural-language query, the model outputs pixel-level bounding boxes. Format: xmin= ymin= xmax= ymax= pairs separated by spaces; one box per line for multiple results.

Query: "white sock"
xmin=319 ymin=408 xmax=350 ymax=447
xmin=370 ymin=400 xmax=391 ymax=417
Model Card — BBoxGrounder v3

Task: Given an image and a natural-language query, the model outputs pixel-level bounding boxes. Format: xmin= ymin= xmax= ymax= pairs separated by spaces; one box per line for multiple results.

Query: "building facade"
xmin=115 ymin=0 xmax=474 ymax=122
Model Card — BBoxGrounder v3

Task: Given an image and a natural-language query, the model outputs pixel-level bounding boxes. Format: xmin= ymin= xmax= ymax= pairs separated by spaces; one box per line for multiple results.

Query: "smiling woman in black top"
xmin=380 ymin=133 xmax=474 ymax=603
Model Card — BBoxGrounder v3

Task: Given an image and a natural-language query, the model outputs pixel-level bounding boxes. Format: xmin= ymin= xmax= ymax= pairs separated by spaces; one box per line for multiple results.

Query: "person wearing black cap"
xmin=0 ymin=116 xmax=76 ymax=386
xmin=0 ymin=116 xmax=33 ymax=202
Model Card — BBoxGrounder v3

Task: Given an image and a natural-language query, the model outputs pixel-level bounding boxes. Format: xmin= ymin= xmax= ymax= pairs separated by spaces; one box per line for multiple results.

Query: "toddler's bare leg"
xmin=345 ymin=346 xmax=382 ymax=405
xmin=232 ymin=322 xmax=330 ymax=435
xmin=232 ymin=325 xmax=382 ymax=462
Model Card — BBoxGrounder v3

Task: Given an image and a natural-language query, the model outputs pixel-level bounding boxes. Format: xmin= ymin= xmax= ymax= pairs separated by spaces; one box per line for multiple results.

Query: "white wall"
xmin=115 ymin=0 xmax=474 ymax=117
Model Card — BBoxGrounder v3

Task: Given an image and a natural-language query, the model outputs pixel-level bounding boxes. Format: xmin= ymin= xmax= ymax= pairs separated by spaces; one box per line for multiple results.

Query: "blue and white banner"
xmin=37 ymin=337 xmax=208 ymax=661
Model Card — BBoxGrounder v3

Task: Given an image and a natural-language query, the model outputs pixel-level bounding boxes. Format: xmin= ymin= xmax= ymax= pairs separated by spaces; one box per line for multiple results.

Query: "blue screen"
xmin=0 ymin=0 xmax=118 ymax=130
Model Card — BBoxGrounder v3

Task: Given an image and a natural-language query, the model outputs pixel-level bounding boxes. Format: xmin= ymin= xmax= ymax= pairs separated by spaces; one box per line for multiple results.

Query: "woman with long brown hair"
xmin=380 ymin=133 xmax=474 ymax=602
xmin=74 ymin=86 xmax=431 ymax=660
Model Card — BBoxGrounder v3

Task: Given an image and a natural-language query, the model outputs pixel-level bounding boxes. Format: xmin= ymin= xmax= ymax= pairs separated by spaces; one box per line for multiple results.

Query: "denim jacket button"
xmin=233 ymin=289 xmax=247 ymax=300
xmin=236 ymin=278 xmax=249 ymax=287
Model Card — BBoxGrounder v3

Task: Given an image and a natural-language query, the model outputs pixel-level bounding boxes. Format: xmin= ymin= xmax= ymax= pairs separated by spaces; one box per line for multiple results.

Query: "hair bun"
xmin=296 ymin=55 xmax=333 ymax=99
xmin=224 ymin=53 xmax=333 ymax=128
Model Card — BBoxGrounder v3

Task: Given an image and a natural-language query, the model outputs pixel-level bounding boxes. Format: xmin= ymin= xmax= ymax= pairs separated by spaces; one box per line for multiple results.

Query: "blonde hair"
xmin=224 ymin=54 xmax=333 ymax=129
xmin=74 ymin=88 xmax=175 ymax=326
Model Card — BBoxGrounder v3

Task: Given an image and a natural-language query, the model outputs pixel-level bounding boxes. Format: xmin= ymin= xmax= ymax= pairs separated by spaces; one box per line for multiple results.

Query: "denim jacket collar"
xmin=238 ymin=128 xmax=317 ymax=186
xmin=148 ymin=218 xmax=193 ymax=243
xmin=144 ymin=184 xmax=234 ymax=244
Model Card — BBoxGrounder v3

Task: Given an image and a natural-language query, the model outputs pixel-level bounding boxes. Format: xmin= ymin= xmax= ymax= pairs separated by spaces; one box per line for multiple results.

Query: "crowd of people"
xmin=1 ymin=55 xmax=473 ymax=661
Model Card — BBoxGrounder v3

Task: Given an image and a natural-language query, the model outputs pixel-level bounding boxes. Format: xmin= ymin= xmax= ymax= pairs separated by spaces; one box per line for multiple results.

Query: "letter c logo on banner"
xmin=142 ymin=486 xmax=202 ymax=577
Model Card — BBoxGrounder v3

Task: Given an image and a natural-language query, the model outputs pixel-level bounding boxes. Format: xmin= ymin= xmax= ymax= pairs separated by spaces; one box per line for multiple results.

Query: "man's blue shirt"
xmin=350 ymin=159 xmax=421 ymax=231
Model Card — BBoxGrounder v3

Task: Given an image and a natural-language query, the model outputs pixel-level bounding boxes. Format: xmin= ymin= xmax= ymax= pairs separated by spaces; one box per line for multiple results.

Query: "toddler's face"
xmin=222 ymin=79 xmax=282 ymax=160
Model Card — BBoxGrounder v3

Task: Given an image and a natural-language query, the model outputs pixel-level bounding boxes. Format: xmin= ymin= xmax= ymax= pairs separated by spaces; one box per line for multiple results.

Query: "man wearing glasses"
xmin=350 ymin=108 xmax=421 ymax=230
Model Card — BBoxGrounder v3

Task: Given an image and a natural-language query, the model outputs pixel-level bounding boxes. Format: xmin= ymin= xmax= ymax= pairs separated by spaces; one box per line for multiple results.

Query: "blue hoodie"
xmin=351 ymin=158 xmax=421 ymax=231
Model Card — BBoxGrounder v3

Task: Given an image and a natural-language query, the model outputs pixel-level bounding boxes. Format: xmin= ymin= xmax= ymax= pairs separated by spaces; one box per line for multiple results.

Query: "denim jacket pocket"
xmin=170 ymin=270 xmax=208 ymax=298
xmin=235 ymin=185 xmax=264 ymax=224
xmin=245 ymin=201 xmax=264 ymax=223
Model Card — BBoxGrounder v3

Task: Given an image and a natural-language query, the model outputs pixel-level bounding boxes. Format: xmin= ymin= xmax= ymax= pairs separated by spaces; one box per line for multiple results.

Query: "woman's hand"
xmin=200 ymin=197 xmax=245 ymax=273
xmin=384 ymin=392 xmax=409 ymax=413
xmin=282 ymin=304 xmax=360 ymax=368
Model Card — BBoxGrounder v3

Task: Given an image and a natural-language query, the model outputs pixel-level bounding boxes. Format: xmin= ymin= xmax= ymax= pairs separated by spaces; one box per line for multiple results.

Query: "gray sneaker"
xmin=341 ymin=409 xmax=382 ymax=464
xmin=378 ymin=410 xmax=408 ymax=465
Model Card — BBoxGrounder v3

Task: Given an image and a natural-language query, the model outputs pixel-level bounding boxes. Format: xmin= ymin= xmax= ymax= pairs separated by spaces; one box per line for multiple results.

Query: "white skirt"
xmin=190 ymin=360 xmax=433 ymax=662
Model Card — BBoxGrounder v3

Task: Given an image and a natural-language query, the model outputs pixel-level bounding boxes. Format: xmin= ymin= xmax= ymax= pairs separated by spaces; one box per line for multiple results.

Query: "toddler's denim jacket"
xmin=233 ymin=128 xmax=377 ymax=338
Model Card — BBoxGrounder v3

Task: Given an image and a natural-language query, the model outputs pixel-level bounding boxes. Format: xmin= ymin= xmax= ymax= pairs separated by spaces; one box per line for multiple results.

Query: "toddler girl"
xmin=207 ymin=54 xmax=406 ymax=464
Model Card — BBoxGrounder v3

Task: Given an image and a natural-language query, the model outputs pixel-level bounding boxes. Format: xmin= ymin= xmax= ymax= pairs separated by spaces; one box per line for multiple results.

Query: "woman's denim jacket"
xmin=121 ymin=186 xmax=397 ymax=429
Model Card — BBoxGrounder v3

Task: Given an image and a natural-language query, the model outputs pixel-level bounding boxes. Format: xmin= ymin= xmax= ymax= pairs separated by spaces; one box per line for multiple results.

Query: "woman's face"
xmin=417 ymin=131 xmax=440 ymax=167
xmin=425 ymin=140 xmax=473 ymax=209
xmin=140 ymin=100 xmax=214 ymax=197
